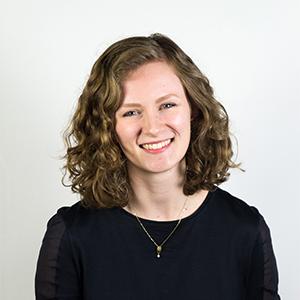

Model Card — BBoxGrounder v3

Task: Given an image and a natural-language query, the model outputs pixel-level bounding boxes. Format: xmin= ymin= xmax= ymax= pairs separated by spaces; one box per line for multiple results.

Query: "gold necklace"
xmin=129 ymin=196 xmax=189 ymax=258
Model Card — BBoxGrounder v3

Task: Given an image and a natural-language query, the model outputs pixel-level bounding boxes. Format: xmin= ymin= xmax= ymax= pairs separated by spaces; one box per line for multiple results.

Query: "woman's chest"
xmin=78 ymin=221 xmax=250 ymax=300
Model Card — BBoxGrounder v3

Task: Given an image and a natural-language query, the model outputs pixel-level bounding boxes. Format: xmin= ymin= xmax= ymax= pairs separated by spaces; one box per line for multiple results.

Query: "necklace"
xmin=128 ymin=196 xmax=189 ymax=258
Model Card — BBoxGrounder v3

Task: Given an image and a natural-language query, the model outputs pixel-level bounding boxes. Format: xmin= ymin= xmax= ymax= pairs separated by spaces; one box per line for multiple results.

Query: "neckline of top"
xmin=118 ymin=187 xmax=218 ymax=225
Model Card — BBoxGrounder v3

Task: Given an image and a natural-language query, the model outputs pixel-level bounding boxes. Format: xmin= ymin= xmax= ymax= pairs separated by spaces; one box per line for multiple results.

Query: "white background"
xmin=1 ymin=0 xmax=299 ymax=299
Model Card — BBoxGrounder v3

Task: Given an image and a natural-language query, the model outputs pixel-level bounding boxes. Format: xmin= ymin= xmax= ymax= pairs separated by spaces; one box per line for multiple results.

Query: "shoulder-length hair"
xmin=62 ymin=33 xmax=243 ymax=209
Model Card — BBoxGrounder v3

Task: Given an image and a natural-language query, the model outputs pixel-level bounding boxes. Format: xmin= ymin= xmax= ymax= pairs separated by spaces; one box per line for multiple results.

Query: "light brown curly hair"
xmin=62 ymin=33 xmax=243 ymax=209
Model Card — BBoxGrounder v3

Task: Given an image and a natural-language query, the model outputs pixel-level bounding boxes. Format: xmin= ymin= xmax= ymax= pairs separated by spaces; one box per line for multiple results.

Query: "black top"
xmin=35 ymin=186 xmax=281 ymax=299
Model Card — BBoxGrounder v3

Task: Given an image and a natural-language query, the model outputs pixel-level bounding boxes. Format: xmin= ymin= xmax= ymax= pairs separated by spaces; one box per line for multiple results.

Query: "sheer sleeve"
xmin=35 ymin=210 xmax=82 ymax=300
xmin=246 ymin=209 xmax=281 ymax=300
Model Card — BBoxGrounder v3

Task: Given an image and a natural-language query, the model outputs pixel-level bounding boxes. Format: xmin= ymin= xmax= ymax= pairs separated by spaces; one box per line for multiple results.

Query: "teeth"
xmin=142 ymin=139 xmax=171 ymax=150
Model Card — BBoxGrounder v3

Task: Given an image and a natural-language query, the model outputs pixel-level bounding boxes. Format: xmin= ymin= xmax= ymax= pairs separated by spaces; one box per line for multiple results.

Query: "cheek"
xmin=115 ymin=121 xmax=138 ymax=145
xmin=166 ymin=112 xmax=190 ymax=133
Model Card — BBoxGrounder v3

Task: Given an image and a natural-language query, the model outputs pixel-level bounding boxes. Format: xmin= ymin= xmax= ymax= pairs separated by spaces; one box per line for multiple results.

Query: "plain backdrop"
xmin=1 ymin=0 xmax=299 ymax=299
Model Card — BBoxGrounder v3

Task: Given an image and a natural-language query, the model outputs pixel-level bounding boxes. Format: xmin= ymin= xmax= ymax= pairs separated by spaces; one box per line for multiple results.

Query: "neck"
xmin=125 ymin=159 xmax=191 ymax=221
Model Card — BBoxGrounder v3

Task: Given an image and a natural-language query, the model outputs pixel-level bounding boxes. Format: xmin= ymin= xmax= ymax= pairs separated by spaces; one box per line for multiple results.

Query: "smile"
xmin=139 ymin=138 xmax=174 ymax=154
xmin=140 ymin=138 xmax=172 ymax=150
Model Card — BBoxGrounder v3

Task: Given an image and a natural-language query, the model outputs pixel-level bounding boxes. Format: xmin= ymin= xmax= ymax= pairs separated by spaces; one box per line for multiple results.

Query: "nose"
xmin=142 ymin=110 xmax=162 ymax=136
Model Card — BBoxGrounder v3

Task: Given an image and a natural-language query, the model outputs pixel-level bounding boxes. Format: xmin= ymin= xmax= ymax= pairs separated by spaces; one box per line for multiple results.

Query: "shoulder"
xmin=45 ymin=201 xmax=81 ymax=230
xmin=45 ymin=201 xmax=114 ymax=236
xmin=50 ymin=201 xmax=84 ymax=224
xmin=213 ymin=186 xmax=262 ymax=222
xmin=211 ymin=187 xmax=268 ymax=237
xmin=211 ymin=187 xmax=275 ymax=256
xmin=212 ymin=188 xmax=280 ymax=295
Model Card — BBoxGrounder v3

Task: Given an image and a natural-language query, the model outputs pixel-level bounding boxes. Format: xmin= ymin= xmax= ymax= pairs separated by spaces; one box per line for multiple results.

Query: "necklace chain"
xmin=129 ymin=196 xmax=189 ymax=258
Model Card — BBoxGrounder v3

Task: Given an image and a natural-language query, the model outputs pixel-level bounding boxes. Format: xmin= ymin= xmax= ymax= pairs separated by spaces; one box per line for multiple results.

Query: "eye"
xmin=161 ymin=103 xmax=177 ymax=109
xmin=122 ymin=110 xmax=139 ymax=117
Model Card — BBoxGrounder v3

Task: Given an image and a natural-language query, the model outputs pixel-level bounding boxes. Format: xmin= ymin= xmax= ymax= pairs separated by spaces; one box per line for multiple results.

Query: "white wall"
xmin=1 ymin=0 xmax=299 ymax=299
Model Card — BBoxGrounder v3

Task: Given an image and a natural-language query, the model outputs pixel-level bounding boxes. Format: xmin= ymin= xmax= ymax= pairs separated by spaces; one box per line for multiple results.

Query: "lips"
xmin=139 ymin=138 xmax=174 ymax=149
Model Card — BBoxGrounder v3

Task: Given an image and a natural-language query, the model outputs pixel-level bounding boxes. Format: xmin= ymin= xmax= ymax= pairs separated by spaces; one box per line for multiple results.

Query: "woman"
xmin=35 ymin=33 xmax=281 ymax=299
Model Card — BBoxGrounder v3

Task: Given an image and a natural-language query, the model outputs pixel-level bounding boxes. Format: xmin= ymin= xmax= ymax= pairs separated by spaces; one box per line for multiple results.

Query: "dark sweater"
xmin=35 ymin=186 xmax=281 ymax=299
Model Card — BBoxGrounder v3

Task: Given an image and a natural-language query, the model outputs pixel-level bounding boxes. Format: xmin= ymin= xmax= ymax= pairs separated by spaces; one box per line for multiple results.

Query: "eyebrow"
xmin=121 ymin=93 xmax=179 ymax=108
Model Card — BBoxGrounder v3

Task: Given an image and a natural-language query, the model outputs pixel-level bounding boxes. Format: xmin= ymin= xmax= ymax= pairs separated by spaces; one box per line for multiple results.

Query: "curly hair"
xmin=62 ymin=33 xmax=243 ymax=209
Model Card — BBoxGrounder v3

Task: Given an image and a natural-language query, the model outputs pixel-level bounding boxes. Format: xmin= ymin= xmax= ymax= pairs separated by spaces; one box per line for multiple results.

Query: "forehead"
xmin=121 ymin=61 xmax=186 ymax=102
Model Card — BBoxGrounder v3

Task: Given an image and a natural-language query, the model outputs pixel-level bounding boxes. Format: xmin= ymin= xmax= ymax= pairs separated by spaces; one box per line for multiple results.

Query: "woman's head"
xmin=62 ymin=33 xmax=242 ymax=208
xmin=115 ymin=60 xmax=192 ymax=177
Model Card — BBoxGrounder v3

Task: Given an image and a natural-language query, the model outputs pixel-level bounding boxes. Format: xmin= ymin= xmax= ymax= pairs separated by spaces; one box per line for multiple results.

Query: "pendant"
xmin=156 ymin=245 xmax=162 ymax=258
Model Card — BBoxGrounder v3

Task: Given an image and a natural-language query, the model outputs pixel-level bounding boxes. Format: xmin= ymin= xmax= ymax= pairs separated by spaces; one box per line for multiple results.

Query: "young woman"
xmin=35 ymin=33 xmax=281 ymax=299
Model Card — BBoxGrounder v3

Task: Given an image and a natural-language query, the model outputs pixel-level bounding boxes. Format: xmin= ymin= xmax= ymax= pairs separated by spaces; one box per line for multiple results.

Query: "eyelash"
xmin=122 ymin=103 xmax=177 ymax=117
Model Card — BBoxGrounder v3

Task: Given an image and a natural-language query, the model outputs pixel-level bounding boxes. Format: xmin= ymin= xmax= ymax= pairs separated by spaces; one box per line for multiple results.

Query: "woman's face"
xmin=115 ymin=61 xmax=192 ymax=175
